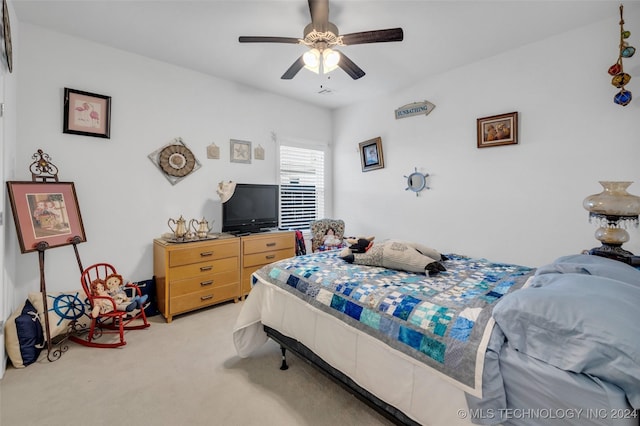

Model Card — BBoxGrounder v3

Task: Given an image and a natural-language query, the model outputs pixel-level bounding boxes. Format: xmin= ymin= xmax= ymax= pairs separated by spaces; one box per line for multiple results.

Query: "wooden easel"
xmin=29 ymin=150 xmax=86 ymax=361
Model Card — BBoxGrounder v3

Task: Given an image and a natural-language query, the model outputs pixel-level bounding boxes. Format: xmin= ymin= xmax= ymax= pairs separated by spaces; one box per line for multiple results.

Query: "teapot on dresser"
xmin=167 ymin=215 xmax=189 ymax=239
xmin=190 ymin=217 xmax=214 ymax=239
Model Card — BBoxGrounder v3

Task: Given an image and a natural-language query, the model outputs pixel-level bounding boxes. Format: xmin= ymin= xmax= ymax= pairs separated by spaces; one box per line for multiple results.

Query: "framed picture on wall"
xmin=477 ymin=112 xmax=518 ymax=148
xmin=230 ymin=139 xmax=252 ymax=164
xmin=63 ymin=88 xmax=112 ymax=138
xmin=6 ymin=181 xmax=86 ymax=253
xmin=359 ymin=137 xmax=384 ymax=172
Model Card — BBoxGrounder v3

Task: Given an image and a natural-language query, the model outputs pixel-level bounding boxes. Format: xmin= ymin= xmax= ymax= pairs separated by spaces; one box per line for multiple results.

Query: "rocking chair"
xmin=70 ymin=263 xmax=150 ymax=348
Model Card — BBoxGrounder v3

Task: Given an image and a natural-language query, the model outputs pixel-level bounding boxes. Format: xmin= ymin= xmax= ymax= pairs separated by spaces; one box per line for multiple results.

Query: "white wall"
xmin=9 ymin=11 xmax=640 ymax=308
xmin=11 ymin=24 xmax=332 ymax=303
xmin=1 ymin=0 xmax=19 ymax=379
xmin=333 ymin=12 xmax=640 ymax=267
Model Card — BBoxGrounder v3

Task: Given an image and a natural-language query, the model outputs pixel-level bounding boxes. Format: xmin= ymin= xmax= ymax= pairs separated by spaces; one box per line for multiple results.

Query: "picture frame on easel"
xmin=6 ymin=181 xmax=86 ymax=254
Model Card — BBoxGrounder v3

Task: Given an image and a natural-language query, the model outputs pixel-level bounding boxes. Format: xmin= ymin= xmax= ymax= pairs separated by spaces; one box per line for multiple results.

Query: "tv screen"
xmin=222 ymin=183 xmax=279 ymax=234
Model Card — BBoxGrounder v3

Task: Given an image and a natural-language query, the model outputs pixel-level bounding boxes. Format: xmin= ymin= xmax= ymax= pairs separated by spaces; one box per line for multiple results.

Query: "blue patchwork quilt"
xmin=252 ymin=251 xmax=534 ymax=390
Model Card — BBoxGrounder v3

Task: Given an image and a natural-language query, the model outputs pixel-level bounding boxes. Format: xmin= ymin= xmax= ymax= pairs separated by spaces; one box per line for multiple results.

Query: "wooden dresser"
xmin=153 ymin=236 xmax=240 ymax=322
xmin=240 ymin=231 xmax=295 ymax=299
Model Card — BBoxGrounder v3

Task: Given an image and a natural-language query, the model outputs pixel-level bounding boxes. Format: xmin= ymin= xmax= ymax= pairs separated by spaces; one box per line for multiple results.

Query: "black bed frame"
xmin=264 ymin=325 xmax=421 ymax=426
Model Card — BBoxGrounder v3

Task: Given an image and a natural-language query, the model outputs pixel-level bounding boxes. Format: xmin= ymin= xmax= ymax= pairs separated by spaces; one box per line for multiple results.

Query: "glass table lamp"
xmin=583 ymin=181 xmax=640 ymax=263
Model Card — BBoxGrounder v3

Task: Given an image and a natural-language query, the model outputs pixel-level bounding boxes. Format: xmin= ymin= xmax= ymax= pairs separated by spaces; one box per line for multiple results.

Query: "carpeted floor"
xmin=0 ymin=300 xmax=395 ymax=426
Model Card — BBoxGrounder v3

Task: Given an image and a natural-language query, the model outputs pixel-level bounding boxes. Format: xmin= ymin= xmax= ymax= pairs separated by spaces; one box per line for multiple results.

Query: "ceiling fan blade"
xmin=281 ymin=56 xmax=306 ymax=80
xmin=341 ymin=28 xmax=404 ymax=45
xmin=308 ymin=0 xmax=329 ymax=32
xmin=335 ymin=50 xmax=365 ymax=80
xmin=239 ymin=36 xmax=300 ymax=44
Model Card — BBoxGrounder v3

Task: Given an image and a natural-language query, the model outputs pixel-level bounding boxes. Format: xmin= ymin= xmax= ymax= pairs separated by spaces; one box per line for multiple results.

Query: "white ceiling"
xmin=12 ymin=0 xmax=632 ymax=109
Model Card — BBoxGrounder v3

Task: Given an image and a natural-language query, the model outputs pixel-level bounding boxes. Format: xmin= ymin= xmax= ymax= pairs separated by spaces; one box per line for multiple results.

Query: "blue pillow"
xmin=493 ymin=273 xmax=640 ymax=409
xmin=14 ymin=300 xmax=45 ymax=366
xmin=535 ymin=254 xmax=640 ymax=286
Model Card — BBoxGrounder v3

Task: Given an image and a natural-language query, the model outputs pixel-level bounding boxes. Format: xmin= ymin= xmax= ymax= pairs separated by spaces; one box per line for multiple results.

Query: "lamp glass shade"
xmin=595 ymin=227 xmax=630 ymax=244
xmin=303 ymin=49 xmax=320 ymax=67
xmin=323 ymin=49 xmax=340 ymax=72
xmin=583 ymin=181 xmax=640 ymax=218
xmin=583 ymin=181 xmax=640 ymax=248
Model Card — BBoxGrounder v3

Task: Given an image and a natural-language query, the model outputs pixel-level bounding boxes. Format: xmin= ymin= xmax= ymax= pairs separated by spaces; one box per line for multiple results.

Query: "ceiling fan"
xmin=238 ymin=0 xmax=403 ymax=80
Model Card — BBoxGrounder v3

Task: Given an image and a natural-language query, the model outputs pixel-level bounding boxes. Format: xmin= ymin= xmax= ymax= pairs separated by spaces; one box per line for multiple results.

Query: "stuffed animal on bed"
xmin=339 ymin=239 xmax=447 ymax=275
xmin=345 ymin=236 xmax=375 ymax=253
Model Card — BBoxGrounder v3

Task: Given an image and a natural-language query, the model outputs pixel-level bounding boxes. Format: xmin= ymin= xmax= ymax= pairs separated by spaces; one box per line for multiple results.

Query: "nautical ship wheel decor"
xmin=148 ymin=137 xmax=201 ymax=185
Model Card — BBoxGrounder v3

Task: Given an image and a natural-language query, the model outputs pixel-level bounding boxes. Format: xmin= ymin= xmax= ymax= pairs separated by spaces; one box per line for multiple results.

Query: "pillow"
xmin=535 ymin=254 xmax=640 ymax=287
xmin=493 ymin=273 xmax=640 ymax=409
xmin=4 ymin=300 xmax=45 ymax=368
xmin=28 ymin=290 xmax=91 ymax=339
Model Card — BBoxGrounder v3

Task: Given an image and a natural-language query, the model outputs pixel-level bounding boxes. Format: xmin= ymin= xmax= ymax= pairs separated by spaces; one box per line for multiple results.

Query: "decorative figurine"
xmin=190 ymin=217 xmax=214 ymax=239
xmin=609 ymin=4 xmax=635 ymax=106
xmin=168 ymin=215 xmax=188 ymax=239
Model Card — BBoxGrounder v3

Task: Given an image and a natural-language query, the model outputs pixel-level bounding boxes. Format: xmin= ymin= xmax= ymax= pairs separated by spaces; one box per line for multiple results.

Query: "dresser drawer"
xmin=169 ymin=283 xmax=239 ymax=315
xmin=243 ymin=249 xmax=293 ymax=268
xmin=169 ymin=240 xmax=239 ymax=267
xmin=243 ymin=234 xmax=294 ymax=255
xmin=154 ymin=237 xmax=241 ymax=322
xmin=170 ymin=256 xmax=238 ymax=281
xmin=239 ymin=232 xmax=295 ymax=298
xmin=170 ymin=269 xmax=239 ymax=298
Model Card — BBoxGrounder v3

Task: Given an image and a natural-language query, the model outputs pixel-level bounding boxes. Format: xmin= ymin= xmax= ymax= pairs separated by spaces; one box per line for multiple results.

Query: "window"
xmin=279 ymin=144 xmax=325 ymax=230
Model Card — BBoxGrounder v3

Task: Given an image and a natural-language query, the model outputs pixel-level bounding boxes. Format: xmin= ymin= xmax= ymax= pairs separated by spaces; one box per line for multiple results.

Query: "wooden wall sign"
xmin=395 ymin=100 xmax=436 ymax=119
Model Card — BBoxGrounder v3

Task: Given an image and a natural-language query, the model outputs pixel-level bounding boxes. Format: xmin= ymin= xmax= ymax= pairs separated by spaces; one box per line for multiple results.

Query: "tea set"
xmin=166 ymin=215 xmax=216 ymax=241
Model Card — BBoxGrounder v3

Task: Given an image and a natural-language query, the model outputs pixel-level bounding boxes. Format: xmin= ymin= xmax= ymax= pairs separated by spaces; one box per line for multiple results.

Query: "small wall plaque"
xmin=254 ymin=144 xmax=265 ymax=160
xmin=207 ymin=143 xmax=220 ymax=159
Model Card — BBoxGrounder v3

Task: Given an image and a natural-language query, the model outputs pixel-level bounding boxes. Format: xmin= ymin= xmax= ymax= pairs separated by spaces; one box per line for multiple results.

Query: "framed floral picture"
xmin=63 ymin=88 xmax=111 ymax=138
xmin=477 ymin=112 xmax=518 ymax=148
xmin=6 ymin=181 xmax=86 ymax=253
xmin=359 ymin=137 xmax=384 ymax=172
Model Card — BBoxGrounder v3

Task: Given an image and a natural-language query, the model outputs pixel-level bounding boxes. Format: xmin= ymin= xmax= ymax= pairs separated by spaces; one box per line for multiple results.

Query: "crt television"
xmin=222 ymin=183 xmax=279 ymax=234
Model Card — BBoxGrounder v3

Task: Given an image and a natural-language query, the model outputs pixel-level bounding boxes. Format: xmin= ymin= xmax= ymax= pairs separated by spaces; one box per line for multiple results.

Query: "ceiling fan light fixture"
xmin=323 ymin=48 xmax=340 ymax=72
xmin=239 ymin=0 xmax=403 ymax=80
xmin=303 ymin=48 xmax=320 ymax=67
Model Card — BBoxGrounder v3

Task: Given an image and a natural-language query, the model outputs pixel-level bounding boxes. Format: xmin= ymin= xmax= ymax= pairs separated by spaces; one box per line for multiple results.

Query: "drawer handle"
xmin=201 ymin=280 xmax=214 ymax=286
xmin=266 ymin=254 xmax=276 ymax=260
xmin=266 ymin=242 xmax=276 ymax=247
xmin=201 ymin=294 xmax=214 ymax=301
xmin=200 ymin=251 xmax=214 ymax=257
xmin=200 ymin=266 xmax=213 ymax=272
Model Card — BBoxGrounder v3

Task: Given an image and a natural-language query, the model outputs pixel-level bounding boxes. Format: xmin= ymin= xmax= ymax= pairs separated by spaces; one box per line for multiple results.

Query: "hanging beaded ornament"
xmin=609 ymin=4 xmax=635 ymax=106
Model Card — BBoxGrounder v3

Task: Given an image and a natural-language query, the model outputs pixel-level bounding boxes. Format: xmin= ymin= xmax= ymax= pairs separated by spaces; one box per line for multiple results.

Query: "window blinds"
xmin=279 ymin=145 xmax=325 ymax=230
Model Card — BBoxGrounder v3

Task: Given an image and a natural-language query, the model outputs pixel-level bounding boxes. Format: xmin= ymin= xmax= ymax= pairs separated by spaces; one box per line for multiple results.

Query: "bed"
xmin=233 ymin=250 xmax=639 ymax=426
